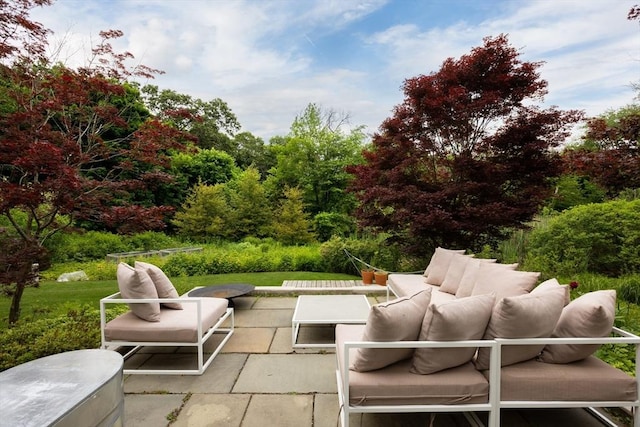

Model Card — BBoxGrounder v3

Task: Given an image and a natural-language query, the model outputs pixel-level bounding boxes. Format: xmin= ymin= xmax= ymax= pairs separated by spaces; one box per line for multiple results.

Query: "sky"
xmin=31 ymin=0 xmax=640 ymax=142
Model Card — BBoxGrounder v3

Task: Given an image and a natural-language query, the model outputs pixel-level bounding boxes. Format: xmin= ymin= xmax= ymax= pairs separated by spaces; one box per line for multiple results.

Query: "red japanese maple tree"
xmin=348 ymin=35 xmax=583 ymax=257
xmin=0 ymin=1 xmax=192 ymax=324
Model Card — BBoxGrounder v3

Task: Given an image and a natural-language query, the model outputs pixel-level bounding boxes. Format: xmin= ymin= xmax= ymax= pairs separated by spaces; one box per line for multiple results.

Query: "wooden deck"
xmin=282 ymin=280 xmax=364 ymax=288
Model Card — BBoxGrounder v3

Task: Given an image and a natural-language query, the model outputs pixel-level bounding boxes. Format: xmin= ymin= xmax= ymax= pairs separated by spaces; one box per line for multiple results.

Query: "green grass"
xmin=0 ymin=271 xmax=358 ymax=330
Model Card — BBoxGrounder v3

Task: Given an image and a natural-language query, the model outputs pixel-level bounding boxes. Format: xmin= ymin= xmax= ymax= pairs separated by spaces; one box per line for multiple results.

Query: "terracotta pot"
xmin=374 ymin=272 xmax=388 ymax=286
xmin=361 ymin=270 xmax=374 ymax=284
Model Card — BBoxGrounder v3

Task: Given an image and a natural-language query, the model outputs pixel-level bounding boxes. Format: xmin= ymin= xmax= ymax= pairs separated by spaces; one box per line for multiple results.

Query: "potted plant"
xmin=361 ymin=269 xmax=374 ymax=284
xmin=374 ymin=270 xmax=388 ymax=286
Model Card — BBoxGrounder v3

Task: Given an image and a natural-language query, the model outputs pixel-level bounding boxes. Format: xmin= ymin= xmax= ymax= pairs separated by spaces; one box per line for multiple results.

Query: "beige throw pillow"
xmin=471 ymin=264 xmax=540 ymax=301
xmin=455 ymin=259 xmax=511 ymax=298
xmin=411 ymin=293 xmax=495 ymax=374
xmin=539 ymin=290 xmax=616 ymax=364
xmin=474 ymin=285 xmax=566 ymax=370
xmin=117 ymin=262 xmax=161 ymax=322
xmin=135 ymin=261 xmax=183 ymax=310
xmin=350 ymin=288 xmax=432 ymax=372
xmin=424 ymin=247 xmax=466 ymax=285
xmin=439 ymin=254 xmax=473 ymax=295
xmin=531 ymin=278 xmax=570 ymax=306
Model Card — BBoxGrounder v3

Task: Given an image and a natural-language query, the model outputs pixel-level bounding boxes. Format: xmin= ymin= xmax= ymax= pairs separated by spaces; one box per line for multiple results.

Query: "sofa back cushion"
xmin=531 ymin=278 xmax=570 ymax=306
xmin=411 ymin=293 xmax=495 ymax=374
xmin=440 ymin=254 xmax=474 ymax=294
xmin=135 ymin=261 xmax=183 ymax=310
xmin=539 ymin=290 xmax=616 ymax=364
xmin=455 ymin=260 xmax=517 ymax=298
xmin=117 ymin=262 xmax=161 ymax=322
xmin=474 ymin=285 xmax=566 ymax=370
xmin=471 ymin=264 xmax=540 ymax=301
xmin=350 ymin=288 xmax=432 ymax=372
xmin=423 ymin=247 xmax=466 ymax=285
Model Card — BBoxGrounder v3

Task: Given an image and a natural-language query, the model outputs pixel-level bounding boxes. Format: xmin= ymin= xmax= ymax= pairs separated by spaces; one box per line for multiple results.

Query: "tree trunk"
xmin=9 ymin=282 xmax=25 ymax=325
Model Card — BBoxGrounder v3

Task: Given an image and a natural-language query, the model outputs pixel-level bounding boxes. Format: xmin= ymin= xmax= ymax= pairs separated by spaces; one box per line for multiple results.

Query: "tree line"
xmin=1 ymin=0 xmax=638 ymax=324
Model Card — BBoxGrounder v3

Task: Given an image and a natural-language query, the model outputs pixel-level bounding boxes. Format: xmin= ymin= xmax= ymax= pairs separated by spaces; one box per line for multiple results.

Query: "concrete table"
xmin=0 ymin=349 xmax=124 ymax=427
xmin=292 ymin=295 xmax=370 ymax=348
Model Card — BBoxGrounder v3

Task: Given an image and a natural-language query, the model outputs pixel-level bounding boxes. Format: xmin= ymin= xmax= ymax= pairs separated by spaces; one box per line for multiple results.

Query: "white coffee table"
xmin=292 ymin=295 xmax=371 ymax=348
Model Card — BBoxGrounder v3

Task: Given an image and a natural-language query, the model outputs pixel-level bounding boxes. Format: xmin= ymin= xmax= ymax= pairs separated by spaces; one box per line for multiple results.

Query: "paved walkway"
xmin=121 ymin=292 xmax=627 ymax=427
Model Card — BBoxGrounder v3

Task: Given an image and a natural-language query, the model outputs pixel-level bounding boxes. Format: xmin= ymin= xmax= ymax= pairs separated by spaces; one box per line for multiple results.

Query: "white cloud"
xmin=30 ymin=0 xmax=640 ymax=141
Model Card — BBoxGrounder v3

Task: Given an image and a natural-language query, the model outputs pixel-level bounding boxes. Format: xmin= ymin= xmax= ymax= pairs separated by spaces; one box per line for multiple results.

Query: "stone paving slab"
xmin=234 ymin=308 xmax=293 ymax=327
xmin=124 ymin=393 xmax=186 ymax=427
xmin=233 ymin=354 xmax=337 ymax=394
xmin=242 ymin=394 xmax=313 ymax=427
xmin=220 ymin=327 xmax=275 ymax=353
xmin=173 ymin=394 xmax=251 ymax=427
xmin=313 ymin=393 xmax=341 ymax=427
xmin=252 ymin=296 xmax=297 ymax=309
xmin=124 ymin=353 xmax=247 ymax=394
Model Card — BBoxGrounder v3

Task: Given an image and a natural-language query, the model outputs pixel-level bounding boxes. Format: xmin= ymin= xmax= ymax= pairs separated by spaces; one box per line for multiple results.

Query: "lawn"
xmin=0 ymin=271 xmax=359 ymax=330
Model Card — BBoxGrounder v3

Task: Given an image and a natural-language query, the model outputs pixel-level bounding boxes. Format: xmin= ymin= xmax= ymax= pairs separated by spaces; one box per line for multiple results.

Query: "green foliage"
xmin=313 ymin=212 xmax=356 ymax=242
xmin=227 ymin=167 xmax=273 ymax=239
xmin=159 ymin=242 xmax=324 ymax=276
xmin=547 ymin=174 xmax=605 ymax=211
xmin=619 ymin=276 xmax=640 ymax=305
xmin=45 ymin=230 xmax=183 ymax=263
xmin=172 ymin=148 xmax=238 ymax=187
xmin=272 ymin=187 xmax=315 ymax=245
xmin=265 ymin=103 xmax=365 ymax=216
xmin=172 ymin=183 xmax=230 ymax=241
xmin=45 ymin=231 xmax=128 ymax=262
xmin=319 ymin=236 xmax=383 ymax=275
xmin=525 ymin=200 xmax=640 ymax=276
xmin=0 ymin=305 xmax=106 ymax=371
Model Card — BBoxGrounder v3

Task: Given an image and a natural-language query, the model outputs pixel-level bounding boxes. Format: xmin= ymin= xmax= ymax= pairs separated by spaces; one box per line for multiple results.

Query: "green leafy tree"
xmin=547 ymin=174 xmax=605 ymax=211
xmin=172 ymin=182 xmax=229 ymax=241
xmin=348 ymin=35 xmax=583 ymax=256
xmin=141 ymin=85 xmax=240 ymax=150
xmin=266 ymin=103 xmax=366 ymax=215
xmin=232 ymin=131 xmax=275 ymax=177
xmin=273 ymin=186 xmax=315 ymax=245
xmin=227 ymin=167 xmax=272 ymax=239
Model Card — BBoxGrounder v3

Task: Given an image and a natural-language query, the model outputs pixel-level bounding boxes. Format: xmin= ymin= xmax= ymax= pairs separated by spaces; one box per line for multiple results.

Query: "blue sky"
xmin=32 ymin=0 xmax=640 ymax=141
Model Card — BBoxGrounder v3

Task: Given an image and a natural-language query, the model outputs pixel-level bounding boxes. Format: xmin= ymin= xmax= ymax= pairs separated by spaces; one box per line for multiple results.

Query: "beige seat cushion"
xmin=539 ymin=290 xmax=616 ymax=363
xmin=411 ymin=293 xmax=495 ymax=374
xmin=117 ymin=262 xmax=160 ymax=322
xmin=388 ymin=274 xmax=433 ymax=298
xmin=475 ymin=285 xmax=566 ymax=370
xmin=490 ymin=357 xmax=637 ymax=402
xmin=471 ymin=264 xmax=540 ymax=301
xmin=350 ymin=289 xmax=432 ymax=372
xmin=135 ymin=261 xmax=183 ymax=310
xmin=424 ymin=247 xmax=466 ymax=285
xmin=104 ymin=297 xmax=228 ymax=342
xmin=455 ymin=260 xmax=517 ymax=298
xmin=337 ymin=324 xmax=489 ymax=406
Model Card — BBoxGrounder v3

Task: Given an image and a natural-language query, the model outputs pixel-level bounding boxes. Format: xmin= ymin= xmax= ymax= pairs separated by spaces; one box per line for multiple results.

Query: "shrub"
xmin=619 ymin=276 xmax=640 ymax=305
xmin=46 ymin=231 xmax=128 ymax=262
xmin=313 ymin=212 xmax=356 ymax=242
xmin=0 ymin=305 xmax=104 ymax=371
xmin=320 ymin=236 xmax=385 ymax=274
xmin=525 ymin=200 xmax=640 ymax=276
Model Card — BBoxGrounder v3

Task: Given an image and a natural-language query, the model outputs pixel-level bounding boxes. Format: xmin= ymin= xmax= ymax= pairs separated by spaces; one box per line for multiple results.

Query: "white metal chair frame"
xmin=337 ymin=327 xmax=640 ymax=427
xmin=100 ymin=292 xmax=234 ymax=375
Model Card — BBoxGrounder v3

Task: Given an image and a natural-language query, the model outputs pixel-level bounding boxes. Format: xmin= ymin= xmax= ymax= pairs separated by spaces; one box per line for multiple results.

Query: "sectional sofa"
xmin=335 ymin=248 xmax=639 ymax=427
